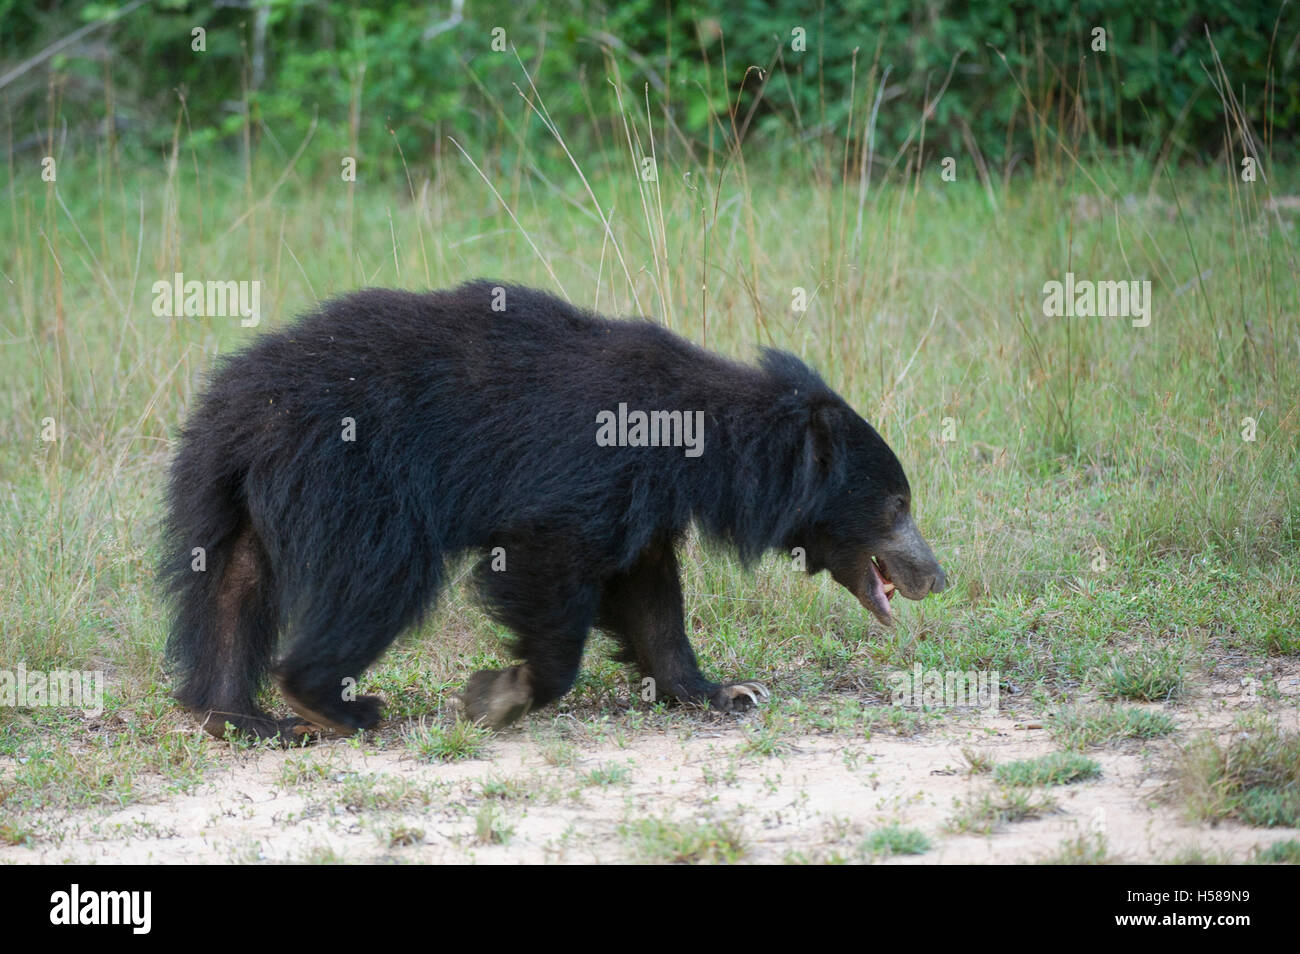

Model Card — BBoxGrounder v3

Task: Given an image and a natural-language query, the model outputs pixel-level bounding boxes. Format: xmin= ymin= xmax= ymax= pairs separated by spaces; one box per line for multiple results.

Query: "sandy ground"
xmin=3 ymin=665 xmax=1298 ymax=864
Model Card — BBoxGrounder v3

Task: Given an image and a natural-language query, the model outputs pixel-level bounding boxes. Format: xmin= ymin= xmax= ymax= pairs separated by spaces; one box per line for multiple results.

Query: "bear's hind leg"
xmin=274 ymin=571 xmax=439 ymax=735
xmin=275 ymin=646 xmax=390 ymax=736
xmin=167 ymin=525 xmax=319 ymax=744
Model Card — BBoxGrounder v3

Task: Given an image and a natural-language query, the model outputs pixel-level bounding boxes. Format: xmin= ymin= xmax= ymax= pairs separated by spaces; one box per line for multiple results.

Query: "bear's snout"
xmin=875 ymin=514 xmax=946 ymax=602
xmin=928 ymin=565 xmax=948 ymax=594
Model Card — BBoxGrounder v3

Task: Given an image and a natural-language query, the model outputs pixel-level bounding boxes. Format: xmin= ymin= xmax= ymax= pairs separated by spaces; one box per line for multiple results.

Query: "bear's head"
xmin=794 ymin=398 xmax=947 ymax=625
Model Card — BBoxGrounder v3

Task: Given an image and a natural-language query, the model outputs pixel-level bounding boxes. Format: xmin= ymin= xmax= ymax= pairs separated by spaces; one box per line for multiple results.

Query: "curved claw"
xmin=713 ymin=681 xmax=771 ymax=712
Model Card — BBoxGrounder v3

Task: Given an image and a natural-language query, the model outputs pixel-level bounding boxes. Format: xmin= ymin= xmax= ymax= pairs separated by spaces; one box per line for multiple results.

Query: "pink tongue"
xmin=867 ymin=559 xmax=891 ymax=613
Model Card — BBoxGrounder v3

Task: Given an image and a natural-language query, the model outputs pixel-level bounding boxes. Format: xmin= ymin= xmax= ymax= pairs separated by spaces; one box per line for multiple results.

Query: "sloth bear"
xmin=161 ymin=281 xmax=947 ymax=741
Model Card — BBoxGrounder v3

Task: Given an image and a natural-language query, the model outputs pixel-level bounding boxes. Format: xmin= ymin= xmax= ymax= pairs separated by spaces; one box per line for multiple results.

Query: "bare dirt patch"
xmin=3 ymin=665 xmax=1298 ymax=864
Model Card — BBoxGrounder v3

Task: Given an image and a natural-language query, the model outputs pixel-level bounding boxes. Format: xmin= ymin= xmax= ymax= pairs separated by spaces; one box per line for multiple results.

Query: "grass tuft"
xmin=1050 ymin=705 xmax=1177 ymax=748
xmin=995 ymin=752 xmax=1101 ymax=787
xmin=947 ymin=788 xmax=1059 ymax=834
xmin=1096 ymin=648 xmax=1186 ymax=702
xmin=620 ymin=816 xmax=747 ymax=864
xmin=862 ymin=824 xmax=931 ymax=857
xmin=403 ymin=718 xmax=491 ymax=763
xmin=1172 ymin=717 xmax=1300 ymax=828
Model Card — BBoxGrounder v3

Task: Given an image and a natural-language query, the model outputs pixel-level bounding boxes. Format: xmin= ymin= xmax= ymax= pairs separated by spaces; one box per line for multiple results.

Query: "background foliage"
xmin=2 ymin=0 xmax=1295 ymax=177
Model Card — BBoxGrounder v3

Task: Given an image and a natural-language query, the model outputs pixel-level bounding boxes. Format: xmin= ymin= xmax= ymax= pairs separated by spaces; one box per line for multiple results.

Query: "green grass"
xmin=330 ymin=774 xmax=435 ymax=814
xmin=995 ymin=752 xmax=1102 ymax=787
xmin=1173 ymin=717 xmax=1300 ymax=828
xmin=5 ymin=724 xmax=211 ymax=812
xmin=960 ymin=747 xmax=996 ymax=774
xmin=862 ymin=825 xmax=931 ymax=857
xmin=584 ymin=764 xmax=632 ymax=787
xmin=947 ymin=789 xmax=1059 ymax=835
xmin=479 ymin=775 xmax=534 ymax=800
xmin=402 ymin=718 xmax=491 ymax=763
xmin=743 ymin=723 xmax=793 ymax=758
xmin=620 ymin=816 xmax=747 ymax=864
xmin=474 ymin=803 xmax=514 ymax=845
xmin=387 ymin=826 xmax=425 ymax=849
xmin=278 ymin=753 xmax=338 ymax=786
xmin=1255 ymin=840 xmax=1300 ymax=864
xmin=1166 ymin=845 xmax=1233 ymax=865
xmin=1050 ymin=706 xmax=1178 ymax=749
xmin=1096 ymin=648 xmax=1188 ymax=702
xmin=299 ymin=845 xmax=349 ymax=864
xmin=0 ymin=820 xmax=38 ymax=848
xmin=1039 ymin=833 xmax=1113 ymax=865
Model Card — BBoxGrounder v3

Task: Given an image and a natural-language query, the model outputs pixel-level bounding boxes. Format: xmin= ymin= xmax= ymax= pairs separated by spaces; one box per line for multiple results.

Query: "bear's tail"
xmin=160 ymin=437 xmax=285 ymax=740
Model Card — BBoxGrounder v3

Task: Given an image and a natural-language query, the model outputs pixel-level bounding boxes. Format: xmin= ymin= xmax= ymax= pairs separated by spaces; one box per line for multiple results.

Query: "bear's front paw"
xmin=710 ymin=681 xmax=771 ymax=713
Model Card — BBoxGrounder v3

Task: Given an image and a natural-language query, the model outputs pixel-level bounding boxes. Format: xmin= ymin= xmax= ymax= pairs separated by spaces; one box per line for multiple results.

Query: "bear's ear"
xmin=801 ymin=402 xmax=839 ymax=485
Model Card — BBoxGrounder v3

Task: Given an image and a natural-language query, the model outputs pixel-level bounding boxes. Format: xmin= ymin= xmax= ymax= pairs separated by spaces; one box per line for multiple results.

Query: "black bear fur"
xmin=160 ymin=281 xmax=945 ymax=740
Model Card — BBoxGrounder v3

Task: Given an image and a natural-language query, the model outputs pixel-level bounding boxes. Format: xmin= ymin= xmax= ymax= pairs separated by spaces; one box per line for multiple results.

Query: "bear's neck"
xmin=686 ymin=384 xmax=833 ymax=565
